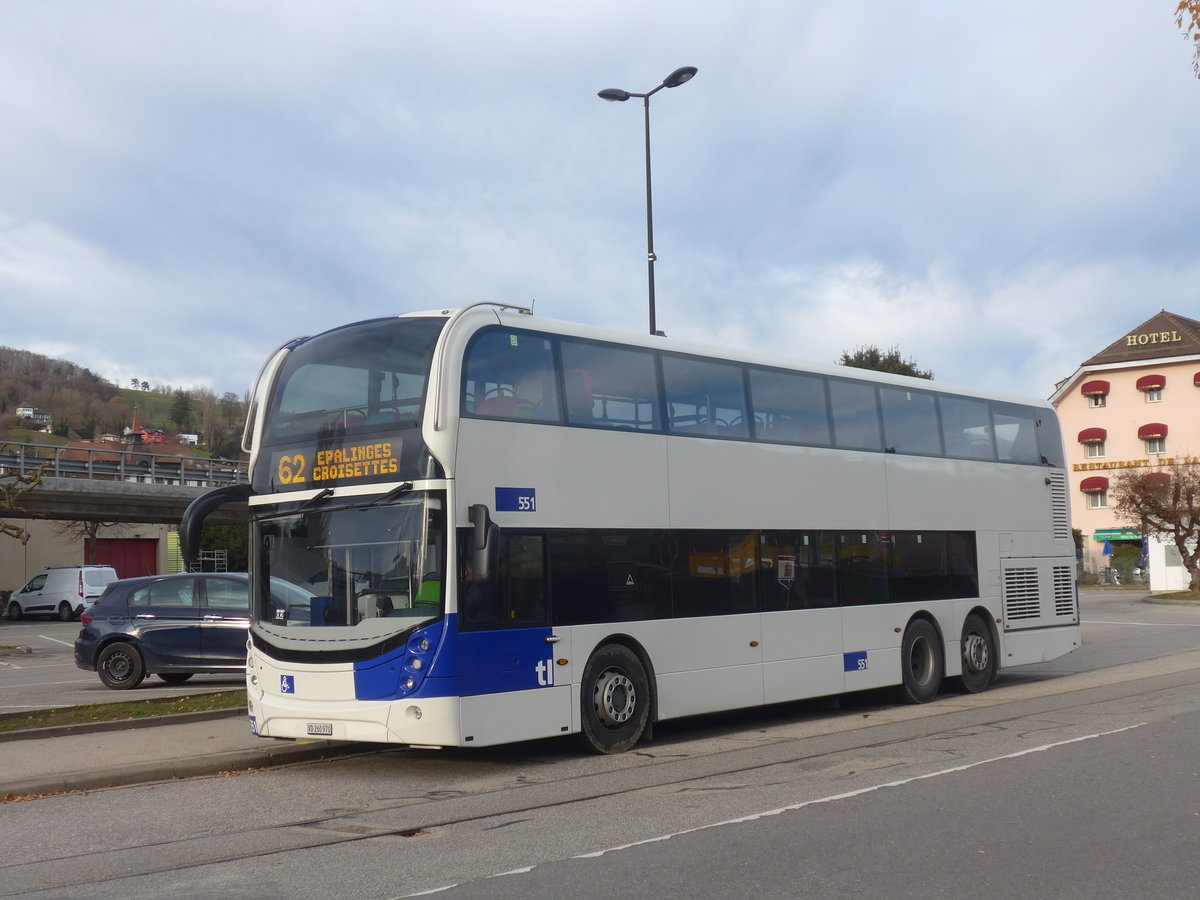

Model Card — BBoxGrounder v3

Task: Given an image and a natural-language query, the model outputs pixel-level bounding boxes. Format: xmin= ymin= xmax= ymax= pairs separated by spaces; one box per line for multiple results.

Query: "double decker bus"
xmin=183 ymin=303 xmax=1079 ymax=753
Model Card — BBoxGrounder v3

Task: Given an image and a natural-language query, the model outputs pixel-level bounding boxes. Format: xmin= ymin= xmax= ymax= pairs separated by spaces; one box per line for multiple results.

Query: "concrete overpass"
xmin=6 ymin=476 xmax=248 ymax=526
xmin=1 ymin=442 xmax=249 ymax=526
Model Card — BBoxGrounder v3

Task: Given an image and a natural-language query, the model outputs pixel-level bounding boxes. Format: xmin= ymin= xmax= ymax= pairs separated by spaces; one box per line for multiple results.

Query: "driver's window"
xmin=23 ymin=574 xmax=48 ymax=592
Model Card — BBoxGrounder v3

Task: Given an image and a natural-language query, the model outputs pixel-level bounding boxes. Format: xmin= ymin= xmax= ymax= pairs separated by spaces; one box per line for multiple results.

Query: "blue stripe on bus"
xmin=353 ymin=617 xmax=558 ymax=701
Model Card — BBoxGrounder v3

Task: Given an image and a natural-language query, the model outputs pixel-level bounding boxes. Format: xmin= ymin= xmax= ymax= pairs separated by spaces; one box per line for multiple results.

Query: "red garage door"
xmin=86 ymin=538 xmax=158 ymax=578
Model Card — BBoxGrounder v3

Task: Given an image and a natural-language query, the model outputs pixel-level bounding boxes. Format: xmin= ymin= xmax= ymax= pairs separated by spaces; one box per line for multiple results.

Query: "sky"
xmin=1 ymin=1 xmax=1197 ymax=402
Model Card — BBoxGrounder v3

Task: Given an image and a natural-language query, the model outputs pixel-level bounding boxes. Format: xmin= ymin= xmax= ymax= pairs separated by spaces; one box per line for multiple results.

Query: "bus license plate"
xmin=307 ymin=723 xmax=333 ymax=736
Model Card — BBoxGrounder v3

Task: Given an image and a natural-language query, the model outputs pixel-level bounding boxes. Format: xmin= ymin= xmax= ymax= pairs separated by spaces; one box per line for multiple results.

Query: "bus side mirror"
xmin=180 ymin=483 xmax=253 ymax=572
xmin=469 ymin=503 xmax=499 ymax=585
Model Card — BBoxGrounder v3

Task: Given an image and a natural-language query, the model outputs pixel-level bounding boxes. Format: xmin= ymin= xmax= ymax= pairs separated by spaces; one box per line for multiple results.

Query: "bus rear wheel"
xmin=899 ymin=619 xmax=943 ymax=703
xmin=580 ymin=644 xmax=650 ymax=754
xmin=957 ymin=613 xmax=997 ymax=693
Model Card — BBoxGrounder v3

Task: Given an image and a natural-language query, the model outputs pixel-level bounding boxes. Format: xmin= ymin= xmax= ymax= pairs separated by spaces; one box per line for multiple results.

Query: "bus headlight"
xmin=402 ymin=676 xmax=416 ymax=691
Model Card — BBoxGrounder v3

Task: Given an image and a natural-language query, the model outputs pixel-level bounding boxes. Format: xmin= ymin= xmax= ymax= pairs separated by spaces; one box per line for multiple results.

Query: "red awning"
xmin=1144 ymin=472 xmax=1171 ymax=488
xmin=1136 ymin=374 xmax=1165 ymax=391
xmin=1138 ymin=423 xmax=1168 ymax=440
xmin=1080 ymin=380 xmax=1110 ymax=396
xmin=1080 ymin=476 xmax=1109 ymax=493
xmin=1077 ymin=427 xmax=1107 ymax=444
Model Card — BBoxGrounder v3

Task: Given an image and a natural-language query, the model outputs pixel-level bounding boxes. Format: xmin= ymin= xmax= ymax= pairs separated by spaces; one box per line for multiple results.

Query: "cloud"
xmin=0 ymin=0 xmax=1196 ymax=403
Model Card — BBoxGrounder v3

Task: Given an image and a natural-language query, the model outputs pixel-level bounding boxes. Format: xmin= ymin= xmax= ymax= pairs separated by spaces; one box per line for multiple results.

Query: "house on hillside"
xmin=15 ymin=405 xmax=52 ymax=427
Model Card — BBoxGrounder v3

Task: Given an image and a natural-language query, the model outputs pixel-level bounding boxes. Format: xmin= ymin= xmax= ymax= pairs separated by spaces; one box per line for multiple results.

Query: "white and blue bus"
xmin=183 ymin=303 xmax=1079 ymax=753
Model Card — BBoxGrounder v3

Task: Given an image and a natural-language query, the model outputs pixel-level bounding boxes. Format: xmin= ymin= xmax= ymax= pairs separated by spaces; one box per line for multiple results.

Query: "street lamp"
xmin=598 ymin=66 xmax=698 ymax=336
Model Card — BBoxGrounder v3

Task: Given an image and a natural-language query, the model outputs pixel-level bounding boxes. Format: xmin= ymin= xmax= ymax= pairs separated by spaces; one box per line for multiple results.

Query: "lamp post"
xmin=598 ymin=66 xmax=697 ymax=336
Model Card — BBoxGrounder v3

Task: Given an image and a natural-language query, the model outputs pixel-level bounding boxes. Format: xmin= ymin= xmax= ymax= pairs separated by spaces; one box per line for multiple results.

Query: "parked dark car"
xmin=75 ymin=573 xmax=251 ymax=689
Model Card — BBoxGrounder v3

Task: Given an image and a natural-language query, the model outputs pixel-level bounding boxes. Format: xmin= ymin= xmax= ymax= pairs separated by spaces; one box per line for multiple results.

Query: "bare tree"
xmin=1178 ymin=1 xmax=1200 ymax=77
xmin=53 ymin=520 xmax=127 ymax=563
xmin=0 ymin=444 xmax=45 ymax=544
xmin=1111 ymin=460 xmax=1200 ymax=591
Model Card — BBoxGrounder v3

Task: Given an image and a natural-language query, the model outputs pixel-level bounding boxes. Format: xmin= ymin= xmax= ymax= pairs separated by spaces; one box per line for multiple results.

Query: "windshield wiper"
xmin=298 ymin=487 xmax=334 ymax=511
xmin=367 ymin=482 xmax=414 ymax=507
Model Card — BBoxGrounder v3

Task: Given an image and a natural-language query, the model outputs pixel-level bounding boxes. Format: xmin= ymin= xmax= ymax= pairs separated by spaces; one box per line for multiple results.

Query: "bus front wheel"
xmin=580 ymin=644 xmax=650 ymax=754
xmin=957 ymin=613 xmax=997 ymax=693
xmin=899 ymin=619 xmax=943 ymax=703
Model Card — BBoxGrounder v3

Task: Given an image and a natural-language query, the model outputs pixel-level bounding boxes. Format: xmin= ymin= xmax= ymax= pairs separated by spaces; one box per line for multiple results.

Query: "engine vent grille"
xmin=1003 ymin=567 xmax=1041 ymax=620
xmin=1048 ymin=472 xmax=1070 ymax=540
xmin=1053 ymin=566 xmax=1076 ymax=616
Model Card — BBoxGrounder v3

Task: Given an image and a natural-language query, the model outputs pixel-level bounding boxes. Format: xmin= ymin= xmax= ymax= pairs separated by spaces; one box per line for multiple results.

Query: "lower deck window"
xmin=460 ymin=527 xmax=979 ymax=628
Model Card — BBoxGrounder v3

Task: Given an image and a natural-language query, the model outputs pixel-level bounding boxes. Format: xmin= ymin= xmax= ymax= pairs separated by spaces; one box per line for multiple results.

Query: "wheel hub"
xmin=963 ymin=633 xmax=989 ymax=673
xmin=593 ymin=670 xmax=636 ymax=726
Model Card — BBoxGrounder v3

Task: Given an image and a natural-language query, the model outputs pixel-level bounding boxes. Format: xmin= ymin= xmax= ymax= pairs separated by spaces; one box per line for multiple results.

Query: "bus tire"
xmin=580 ymin=644 xmax=650 ymax=754
xmin=899 ymin=619 xmax=943 ymax=704
xmin=957 ymin=613 xmax=997 ymax=693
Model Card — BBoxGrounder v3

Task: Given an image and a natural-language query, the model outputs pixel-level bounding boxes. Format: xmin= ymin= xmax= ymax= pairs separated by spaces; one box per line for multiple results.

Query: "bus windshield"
xmin=261 ymin=317 xmax=445 ymax=448
xmin=252 ymin=495 xmax=445 ymax=641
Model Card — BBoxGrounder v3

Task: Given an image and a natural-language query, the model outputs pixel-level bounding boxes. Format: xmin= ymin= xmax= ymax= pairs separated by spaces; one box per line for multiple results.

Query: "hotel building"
xmin=1050 ymin=310 xmax=1200 ymax=589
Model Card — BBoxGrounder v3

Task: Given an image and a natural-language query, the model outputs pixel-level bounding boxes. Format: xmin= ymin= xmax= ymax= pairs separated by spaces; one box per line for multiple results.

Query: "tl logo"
xmin=535 ymin=658 xmax=555 ymax=686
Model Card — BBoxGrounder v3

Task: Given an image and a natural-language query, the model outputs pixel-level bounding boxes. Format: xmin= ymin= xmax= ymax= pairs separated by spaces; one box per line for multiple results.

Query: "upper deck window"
xmin=747 ymin=368 xmax=831 ymax=446
xmin=458 ymin=323 xmax=1062 ymax=468
xmin=939 ymin=396 xmax=995 ymax=460
xmin=462 ymin=330 xmax=561 ymax=423
xmin=558 ymin=339 xmax=660 ymax=431
xmin=662 ymin=355 xmax=748 ymax=437
xmin=992 ymin=404 xmax=1043 ymax=465
xmin=880 ymin=387 xmax=942 ymax=455
xmin=262 ymin=318 xmax=444 ymax=448
xmin=829 ymin=380 xmax=882 ymax=451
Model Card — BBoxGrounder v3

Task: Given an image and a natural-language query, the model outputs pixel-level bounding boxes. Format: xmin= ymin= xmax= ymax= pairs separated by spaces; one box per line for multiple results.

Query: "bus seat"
xmin=564 ymin=369 xmax=593 ymax=424
xmin=476 ymin=396 xmax=517 ymax=418
xmin=414 ymin=579 xmax=441 ymax=608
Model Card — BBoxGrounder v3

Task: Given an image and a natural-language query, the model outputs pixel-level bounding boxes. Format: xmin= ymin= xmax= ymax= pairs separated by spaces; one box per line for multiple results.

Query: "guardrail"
xmin=0 ymin=441 xmax=248 ymax=488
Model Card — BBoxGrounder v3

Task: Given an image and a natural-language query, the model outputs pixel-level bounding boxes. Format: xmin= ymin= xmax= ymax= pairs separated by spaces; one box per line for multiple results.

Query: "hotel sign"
xmin=1126 ymin=330 xmax=1182 ymax=347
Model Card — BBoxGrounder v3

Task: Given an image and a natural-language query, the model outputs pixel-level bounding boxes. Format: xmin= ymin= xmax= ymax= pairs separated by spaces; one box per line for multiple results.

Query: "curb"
xmin=0 ymin=706 xmax=247 ymax=743
xmin=2 ymin=738 xmax=372 ymax=800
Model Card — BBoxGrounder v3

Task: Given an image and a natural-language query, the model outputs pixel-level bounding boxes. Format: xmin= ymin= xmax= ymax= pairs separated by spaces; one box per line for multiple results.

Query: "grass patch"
xmin=1146 ymin=591 xmax=1200 ymax=604
xmin=0 ymin=690 xmax=246 ymax=734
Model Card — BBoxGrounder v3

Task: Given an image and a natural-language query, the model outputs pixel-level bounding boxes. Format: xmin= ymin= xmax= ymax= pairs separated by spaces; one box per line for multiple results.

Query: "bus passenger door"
xmin=455 ymin=531 xmax=571 ymax=746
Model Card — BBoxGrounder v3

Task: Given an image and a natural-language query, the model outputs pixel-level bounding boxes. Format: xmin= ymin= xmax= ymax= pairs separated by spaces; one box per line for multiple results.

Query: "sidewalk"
xmin=1 ymin=710 xmax=366 ymax=799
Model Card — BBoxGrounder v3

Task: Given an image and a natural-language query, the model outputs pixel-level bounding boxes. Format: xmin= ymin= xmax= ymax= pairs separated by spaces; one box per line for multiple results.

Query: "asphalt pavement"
xmin=1 ymin=586 xmax=1170 ymax=801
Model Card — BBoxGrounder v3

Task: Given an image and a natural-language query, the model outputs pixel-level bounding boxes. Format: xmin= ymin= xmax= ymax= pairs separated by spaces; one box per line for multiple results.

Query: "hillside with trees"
xmin=0 ymin=346 xmax=248 ymax=459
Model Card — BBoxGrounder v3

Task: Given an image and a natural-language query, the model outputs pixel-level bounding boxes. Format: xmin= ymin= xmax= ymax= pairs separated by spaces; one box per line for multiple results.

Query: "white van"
xmin=6 ymin=566 xmax=119 ymax=621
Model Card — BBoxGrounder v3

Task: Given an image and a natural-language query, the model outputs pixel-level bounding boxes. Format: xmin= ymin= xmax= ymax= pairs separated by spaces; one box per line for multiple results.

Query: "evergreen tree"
xmin=838 ymin=345 xmax=933 ymax=380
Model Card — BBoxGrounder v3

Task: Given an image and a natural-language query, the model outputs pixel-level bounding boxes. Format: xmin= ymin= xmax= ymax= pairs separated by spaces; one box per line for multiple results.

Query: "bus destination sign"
xmin=273 ymin=439 xmax=401 ymax=489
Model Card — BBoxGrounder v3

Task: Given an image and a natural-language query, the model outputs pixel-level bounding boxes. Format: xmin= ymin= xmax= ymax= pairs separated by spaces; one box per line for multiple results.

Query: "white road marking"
xmin=399 ymin=722 xmax=1147 ymax=897
xmin=1083 ymin=619 xmax=1200 ymax=627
